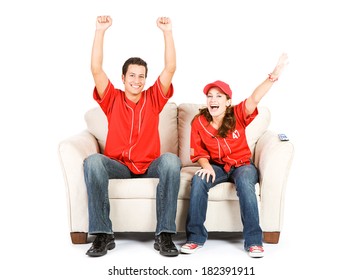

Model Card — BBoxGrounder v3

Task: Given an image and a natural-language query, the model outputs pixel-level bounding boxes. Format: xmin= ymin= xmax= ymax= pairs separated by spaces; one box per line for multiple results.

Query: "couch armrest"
xmin=58 ymin=130 xmax=100 ymax=233
xmin=254 ymin=130 xmax=294 ymax=232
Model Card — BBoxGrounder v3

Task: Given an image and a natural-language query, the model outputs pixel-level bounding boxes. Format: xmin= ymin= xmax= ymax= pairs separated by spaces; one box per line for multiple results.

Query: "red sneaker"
xmin=180 ymin=243 xmax=202 ymax=254
xmin=248 ymin=245 xmax=264 ymax=258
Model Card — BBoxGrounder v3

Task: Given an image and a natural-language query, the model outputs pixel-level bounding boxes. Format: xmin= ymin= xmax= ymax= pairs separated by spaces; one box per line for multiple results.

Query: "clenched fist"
xmin=96 ymin=15 xmax=112 ymax=31
xmin=156 ymin=17 xmax=172 ymax=32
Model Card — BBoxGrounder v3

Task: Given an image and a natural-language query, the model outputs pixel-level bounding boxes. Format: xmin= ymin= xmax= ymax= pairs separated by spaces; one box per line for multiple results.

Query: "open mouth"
xmin=210 ymin=105 xmax=219 ymax=110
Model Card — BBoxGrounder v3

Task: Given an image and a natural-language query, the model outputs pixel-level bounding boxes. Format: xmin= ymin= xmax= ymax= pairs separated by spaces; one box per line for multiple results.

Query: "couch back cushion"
xmin=177 ymin=103 xmax=271 ymax=167
xmin=84 ymin=102 xmax=179 ymax=155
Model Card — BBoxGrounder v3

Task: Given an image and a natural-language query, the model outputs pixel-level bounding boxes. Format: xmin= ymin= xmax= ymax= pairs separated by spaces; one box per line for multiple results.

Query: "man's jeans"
xmin=185 ymin=163 xmax=262 ymax=250
xmin=84 ymin=153 xmax=181 ymax=236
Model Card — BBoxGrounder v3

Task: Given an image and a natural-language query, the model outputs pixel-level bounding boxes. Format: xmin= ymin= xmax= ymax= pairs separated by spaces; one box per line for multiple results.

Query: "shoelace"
xmin=249 ymin=246 xmax=264 ymax=252
xmin=93 ymin=234 xmax=112 ymax=246
xmin=160 ymin=233 xmax=173 ymax=246
xmin=183 ymin=243 xmax=198 ymax=249
xmin=93 ymin=234 xmax=105 ymax=245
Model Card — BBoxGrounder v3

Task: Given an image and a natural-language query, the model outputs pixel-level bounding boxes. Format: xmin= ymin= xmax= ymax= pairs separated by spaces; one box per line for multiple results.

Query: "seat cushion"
xmin=108 ymin=167 xmax=259 ymax=201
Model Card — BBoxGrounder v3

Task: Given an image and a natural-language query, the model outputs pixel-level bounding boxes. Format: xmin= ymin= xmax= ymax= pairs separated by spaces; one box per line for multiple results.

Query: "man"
xmin=84 ymin=15 xmax=181 ymax=257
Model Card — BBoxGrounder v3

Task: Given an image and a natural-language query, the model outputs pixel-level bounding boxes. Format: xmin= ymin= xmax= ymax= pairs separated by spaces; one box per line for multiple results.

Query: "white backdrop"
xmin=1 ymin=0 xmax=361 ymax=279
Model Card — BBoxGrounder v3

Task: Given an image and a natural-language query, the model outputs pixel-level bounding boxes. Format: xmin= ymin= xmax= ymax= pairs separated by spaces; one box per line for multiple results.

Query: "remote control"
xmin=278 ymin=133 xmax=289 ymax=141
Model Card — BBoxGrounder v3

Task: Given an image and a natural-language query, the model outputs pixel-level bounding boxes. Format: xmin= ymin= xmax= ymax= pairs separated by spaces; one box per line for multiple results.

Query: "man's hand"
xmin=96 ymin=15 xmax=112 ymax=31
xmin=156 ymin=17 xmax=172 ymax=32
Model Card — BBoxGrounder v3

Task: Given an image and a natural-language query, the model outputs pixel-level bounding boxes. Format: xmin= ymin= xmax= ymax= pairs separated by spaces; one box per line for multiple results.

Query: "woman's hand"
xmin=270 ymin=53 xmax=289 ymax=79
xmin=195 ymin=166 xmax=216 ymax=183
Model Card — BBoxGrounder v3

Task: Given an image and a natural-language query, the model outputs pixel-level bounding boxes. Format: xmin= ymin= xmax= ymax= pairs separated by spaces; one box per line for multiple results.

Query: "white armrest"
xmin=58 ymin=130 xmax=100 ymax=232
xmin=254 ymin=130 xmax=294 ymax=232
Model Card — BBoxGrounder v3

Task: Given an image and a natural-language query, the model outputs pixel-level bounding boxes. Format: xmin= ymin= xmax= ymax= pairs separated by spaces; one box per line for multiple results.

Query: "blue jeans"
xmin=185 ymin=163 xmax=262 ymax=250
xmin=84 ymin=152 xmax=181 ymax=236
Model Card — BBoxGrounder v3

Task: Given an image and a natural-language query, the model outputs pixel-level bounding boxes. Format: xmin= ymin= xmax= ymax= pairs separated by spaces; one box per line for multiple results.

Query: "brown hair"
xmin=122 ymin=57 xmax=148 ymax=78
xmin=193 ymin=106 xmax=236 ymax=138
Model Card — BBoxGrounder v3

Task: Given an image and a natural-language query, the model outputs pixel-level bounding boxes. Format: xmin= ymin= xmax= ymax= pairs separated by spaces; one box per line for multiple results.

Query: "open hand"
xmin=195 ymin=167 xmax=216 ymax=183
xmin=271 ymin=53 xmax=289 ymax=79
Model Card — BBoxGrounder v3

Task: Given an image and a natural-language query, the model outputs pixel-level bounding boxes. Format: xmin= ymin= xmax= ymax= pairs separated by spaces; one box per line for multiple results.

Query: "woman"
xmin=181 ymin=53 xmax=288 ymax=258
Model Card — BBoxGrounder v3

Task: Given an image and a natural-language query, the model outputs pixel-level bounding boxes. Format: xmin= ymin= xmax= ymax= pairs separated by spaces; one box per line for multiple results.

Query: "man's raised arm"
xmin=91 ymin=15 xmax=112 ymax=98
xmin=156 ymin=17 xmax=176 ymax=95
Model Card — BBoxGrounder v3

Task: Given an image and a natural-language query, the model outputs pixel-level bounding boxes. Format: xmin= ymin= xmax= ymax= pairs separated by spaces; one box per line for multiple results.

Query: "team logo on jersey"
xmin=232 ymin=130 xmax=240 ymax=139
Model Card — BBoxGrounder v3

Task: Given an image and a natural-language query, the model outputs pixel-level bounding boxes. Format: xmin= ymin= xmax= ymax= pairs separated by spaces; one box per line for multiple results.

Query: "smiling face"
xmin=122 ymin=64 xmax=146 ymax=102
xmin=206 ymin=87 xmax=231 ymax=120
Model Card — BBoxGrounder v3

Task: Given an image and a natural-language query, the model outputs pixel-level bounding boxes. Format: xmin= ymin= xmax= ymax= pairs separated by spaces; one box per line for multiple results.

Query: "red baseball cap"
xmin=203 ymin=80 xmax=232 ymax=99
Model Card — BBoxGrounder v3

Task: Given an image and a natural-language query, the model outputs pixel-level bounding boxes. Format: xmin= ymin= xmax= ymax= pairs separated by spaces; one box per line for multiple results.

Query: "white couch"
xmin=58 ymin=102 xmax=294 ymax=244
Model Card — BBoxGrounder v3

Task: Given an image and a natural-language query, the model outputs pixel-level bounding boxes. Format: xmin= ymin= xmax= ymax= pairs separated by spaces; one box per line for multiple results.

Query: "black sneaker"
xmin=86 ymin=233 xmax=115 ymax=257
xmin=154 ymin=232 xmax=179 ymax=257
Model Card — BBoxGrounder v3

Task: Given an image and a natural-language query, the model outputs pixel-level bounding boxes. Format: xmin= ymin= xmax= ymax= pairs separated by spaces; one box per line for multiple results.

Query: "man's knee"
xmin=160 ymin=153 xmax=181 ymax=171
xmin=84 ymin=153 xmax=105 ymax=171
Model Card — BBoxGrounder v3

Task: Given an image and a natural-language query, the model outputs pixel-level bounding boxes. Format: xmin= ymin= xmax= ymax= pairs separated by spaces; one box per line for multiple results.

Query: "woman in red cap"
xmin=181 ymin=53 xmax=288 ymax=258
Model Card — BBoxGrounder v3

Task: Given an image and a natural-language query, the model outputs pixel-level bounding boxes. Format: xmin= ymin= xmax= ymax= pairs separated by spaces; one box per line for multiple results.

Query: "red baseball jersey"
xmin=190 ymin=100 xmax=258 ymax=172
xmin=93 ymin=77 xmax=173 ymax=174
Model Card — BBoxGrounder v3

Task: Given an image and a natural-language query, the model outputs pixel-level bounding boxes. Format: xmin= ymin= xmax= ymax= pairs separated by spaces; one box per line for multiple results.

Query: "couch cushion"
xmin=108 ymin=167 xmax=259 ymax=201
xmin=84 ymin=102 xmax=178 ymax=155
xmin=84 ymin=107 xmax=107 ymax=153
xmin=245 ymin=106 xmax=271 ymax=155
xmin=177 ymin=104 xmax=271 ymax=167
xmin=177 ymin=104 xmax=203 ymax=167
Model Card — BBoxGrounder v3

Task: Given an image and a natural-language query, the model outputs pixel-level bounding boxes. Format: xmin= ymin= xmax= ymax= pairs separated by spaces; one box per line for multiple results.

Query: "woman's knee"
xmin=190 ymin=175 xmax=210 ymax=195
xmin=235 ymin=165 xmax=258 ymax=183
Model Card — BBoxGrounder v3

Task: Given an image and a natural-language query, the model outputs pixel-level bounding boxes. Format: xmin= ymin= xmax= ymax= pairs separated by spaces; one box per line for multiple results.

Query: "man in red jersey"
xmin=84 ymin=15 xmax=181 ymax=257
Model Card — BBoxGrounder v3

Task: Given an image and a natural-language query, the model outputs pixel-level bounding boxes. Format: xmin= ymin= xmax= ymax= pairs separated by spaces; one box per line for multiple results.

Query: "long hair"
xmin=193 ymin=105 xmax=236 ymax=138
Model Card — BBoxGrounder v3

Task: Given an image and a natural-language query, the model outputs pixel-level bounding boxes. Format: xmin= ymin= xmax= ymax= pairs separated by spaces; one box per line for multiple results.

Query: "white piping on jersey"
xmin=124 ymin=102 xmax=134 ymax=144
xmin=198 ymin=117 xmax=241 ymax=165
xmin=131 ymin=161 xmax=141 ymax=173
xmin=98 ymin=82 xmax=111 ymax=104
xmin=198 ymin=117 xmax=221 ymax=161
xmin=138 ymin=93 xmax=146 ymax=132
xmin=223 ymin=138 xmax=238 ymax=165
xmin=128 ymin=92 xmax=147 ymax=174
xmin=156 ymin=78 xmax=170 ymax=100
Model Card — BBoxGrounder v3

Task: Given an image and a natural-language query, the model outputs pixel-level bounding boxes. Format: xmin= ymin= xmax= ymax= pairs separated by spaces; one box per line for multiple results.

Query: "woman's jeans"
xmin=84 ymin=153 xmax=181 ymax=236
xmin=185 ymin=163 xmax=262 ymax=250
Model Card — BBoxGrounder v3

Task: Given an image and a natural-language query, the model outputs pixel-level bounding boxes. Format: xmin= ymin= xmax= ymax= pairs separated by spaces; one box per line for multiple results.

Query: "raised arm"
xmin=91 ymin=16 xmax=112 ymax=99
xmin=156 ymin=17 xmax=176 ymax=95
xmin=245 ymin=53 xmax=289 ymax=115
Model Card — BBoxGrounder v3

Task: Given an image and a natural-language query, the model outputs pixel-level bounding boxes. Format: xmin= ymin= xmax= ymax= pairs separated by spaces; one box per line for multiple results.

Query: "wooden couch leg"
xmin=70 ymin=232 xmax=88 ymax=244
xmin=263 ymin=232 xmax=280 ymax=244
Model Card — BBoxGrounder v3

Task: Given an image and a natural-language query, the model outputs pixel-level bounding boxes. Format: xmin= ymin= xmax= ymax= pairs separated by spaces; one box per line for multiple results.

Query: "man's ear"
xmin=122 ymin=75 xmax=125 ymax=84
